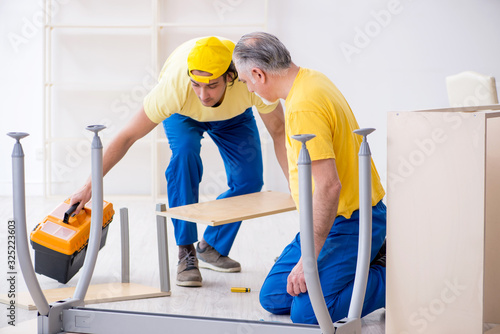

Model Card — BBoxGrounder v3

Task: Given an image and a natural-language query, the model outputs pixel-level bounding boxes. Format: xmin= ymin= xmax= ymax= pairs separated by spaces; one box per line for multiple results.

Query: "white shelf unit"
xmin=42 ymin=0 xmax=269 ymax=200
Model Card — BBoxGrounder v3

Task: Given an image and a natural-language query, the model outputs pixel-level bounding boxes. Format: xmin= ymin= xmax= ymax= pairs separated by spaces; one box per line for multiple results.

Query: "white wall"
xmin=267 ymin=0 xmax=500 ymax=190
xmin=2 ymin=0 xmax=500 ymax=197
xmin=1 ymin=2 xmax=45 ymax=195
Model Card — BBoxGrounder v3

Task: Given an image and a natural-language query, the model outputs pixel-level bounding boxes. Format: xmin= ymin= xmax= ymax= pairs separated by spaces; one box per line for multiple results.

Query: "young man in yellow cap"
xmin=233 ymin=32 xmax=386 ymax=324
xmin=69 ymin=36 xmax=286 ymax=287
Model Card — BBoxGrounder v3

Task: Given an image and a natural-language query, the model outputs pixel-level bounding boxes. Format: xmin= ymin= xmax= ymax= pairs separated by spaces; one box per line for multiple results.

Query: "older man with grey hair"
xmin=233 ymin=32 xmax=387 ymax=324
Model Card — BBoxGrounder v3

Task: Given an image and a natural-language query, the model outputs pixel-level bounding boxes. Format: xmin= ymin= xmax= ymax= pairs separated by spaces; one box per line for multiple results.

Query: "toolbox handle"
xmin=63 ymin=202 xmax=80 ymax=224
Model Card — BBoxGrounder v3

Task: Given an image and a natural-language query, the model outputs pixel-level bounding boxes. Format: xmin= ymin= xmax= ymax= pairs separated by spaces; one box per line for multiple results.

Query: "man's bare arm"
xmin=69 ymin=107 xmax=158 ymax=213
xmin=287 ymin=158 xmax=341 ymax=296
xmin=259 ymin=102 xmax=289 ymax=181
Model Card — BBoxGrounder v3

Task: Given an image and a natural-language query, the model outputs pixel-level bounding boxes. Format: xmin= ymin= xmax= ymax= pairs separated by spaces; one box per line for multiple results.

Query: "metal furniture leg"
xmin=120 ymin=207 xmax=130 ymax=284
xmin=156 ymin=203 xmax=171 ymax=293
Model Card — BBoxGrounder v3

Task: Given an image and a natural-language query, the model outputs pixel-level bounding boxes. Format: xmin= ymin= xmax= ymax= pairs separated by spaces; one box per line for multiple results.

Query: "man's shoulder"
xmin=297 ymin=68 xmax=334 ymax=88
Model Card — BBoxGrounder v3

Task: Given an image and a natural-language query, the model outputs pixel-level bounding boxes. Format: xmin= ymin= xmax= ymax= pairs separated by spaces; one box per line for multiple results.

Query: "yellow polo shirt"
xmin=143 ymin=37 xmax=278 ymax=123
xmin=285 ymin=68 xmax=385 ymax=218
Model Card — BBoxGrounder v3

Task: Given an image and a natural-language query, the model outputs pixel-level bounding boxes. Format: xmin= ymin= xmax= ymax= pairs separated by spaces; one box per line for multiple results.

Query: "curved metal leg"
xmin=348 ymin=128 xmax=375 ymax=319
xmin=73 ymin=125 xmax=106 ymax=302
xmin=292 ymin=134 xmax=335 ymax=334
xmin=8 ymin=132 xmax=50 ymax=317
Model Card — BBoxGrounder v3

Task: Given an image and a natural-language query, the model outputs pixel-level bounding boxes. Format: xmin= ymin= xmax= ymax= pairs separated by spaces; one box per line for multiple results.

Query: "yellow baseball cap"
xmin=187 ymin=37 xmax=235 ymax=84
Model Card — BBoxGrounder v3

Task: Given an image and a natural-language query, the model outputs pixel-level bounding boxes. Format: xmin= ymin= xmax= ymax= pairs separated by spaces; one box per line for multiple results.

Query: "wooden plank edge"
xmin=0 ymin=283 xmax=171 ymax=311
xmin=156 ymin=204 xmax=296 ymax=226
xmin=392 ymin=104 xmax=500 ymax=114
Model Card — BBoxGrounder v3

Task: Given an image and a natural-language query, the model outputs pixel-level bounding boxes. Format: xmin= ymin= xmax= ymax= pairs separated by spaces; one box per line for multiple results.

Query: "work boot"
xmin=371 ymin=239 xmax=386 ymax=268
xmin=176 ymin=250 xmax=202 ymax=287
xmin=196 ymin=243 xmax=241 ymax=273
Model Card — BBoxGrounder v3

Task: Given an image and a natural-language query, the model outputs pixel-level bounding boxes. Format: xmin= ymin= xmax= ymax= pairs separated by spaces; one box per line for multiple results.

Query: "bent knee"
xmin=172 ymin=140 xmax=201 ymax=156
xmin=290 ymin=294 xmax=325 ymax=324
xmin=259 ymin=288 xmax=291 ymax=315
xmin=290 ymin=304 xmax=317 ymax=324
xmin=244 ymin=179 xmax=264 ymax=193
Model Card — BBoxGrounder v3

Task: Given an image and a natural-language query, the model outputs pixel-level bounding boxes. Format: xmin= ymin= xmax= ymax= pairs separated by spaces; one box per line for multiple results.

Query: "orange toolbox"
xmin=30 ymin=199 xmax=114 ymax=284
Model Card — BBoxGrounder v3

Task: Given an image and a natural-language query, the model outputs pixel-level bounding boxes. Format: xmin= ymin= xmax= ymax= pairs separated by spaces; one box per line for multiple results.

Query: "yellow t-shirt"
xmin=285 ymin=68 xmax=385 ymax=219
xmin=143 ymin=37 xmax=278 ymax=123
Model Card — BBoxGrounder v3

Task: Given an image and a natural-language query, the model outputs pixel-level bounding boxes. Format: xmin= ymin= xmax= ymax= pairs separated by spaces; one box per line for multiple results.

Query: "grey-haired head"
xmin=233 ymin=32 xmax=292 ymax=78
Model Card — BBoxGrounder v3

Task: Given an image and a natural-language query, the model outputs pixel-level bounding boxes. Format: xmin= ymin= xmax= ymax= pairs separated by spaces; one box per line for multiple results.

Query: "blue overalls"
xmin=162 ymin=107 xmax=263 ymax=256
xmin=259 ymin=201 xmax=387 ymax=324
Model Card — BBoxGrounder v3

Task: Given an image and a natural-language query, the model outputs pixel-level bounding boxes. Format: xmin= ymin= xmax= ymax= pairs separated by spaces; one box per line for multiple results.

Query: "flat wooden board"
xmin=409 ymin=103 xmax=500 ymax=113
xmin=0 ymin=283 xmax=170 ymax=311
xmin=156 ymin=191 xmax=296 ymax=226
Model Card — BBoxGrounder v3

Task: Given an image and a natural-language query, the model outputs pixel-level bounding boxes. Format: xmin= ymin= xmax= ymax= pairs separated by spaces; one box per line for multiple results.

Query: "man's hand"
xmin=287 ymin=257 xmax=307 ymax=296
xmin=69 ymin=183 xmax=92 ymax=215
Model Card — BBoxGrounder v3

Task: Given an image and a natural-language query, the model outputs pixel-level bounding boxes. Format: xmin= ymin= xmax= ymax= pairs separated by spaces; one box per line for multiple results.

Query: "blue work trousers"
xmin=162 ymin=108 xmax=263 ymax=256
xmin=259 ymin=201 xmax=387 ymax=324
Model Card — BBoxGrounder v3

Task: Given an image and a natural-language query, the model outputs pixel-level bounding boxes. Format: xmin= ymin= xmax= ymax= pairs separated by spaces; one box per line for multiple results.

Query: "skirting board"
xmin=156 ymin=191 xmax=296 ymax=226
xmin=0 ymin=283 xmax=170 ymax=311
